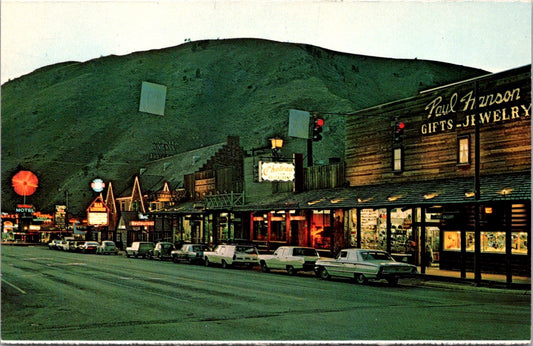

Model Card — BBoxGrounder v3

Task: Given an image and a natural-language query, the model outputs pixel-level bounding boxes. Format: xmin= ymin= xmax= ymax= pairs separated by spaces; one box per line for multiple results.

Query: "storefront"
xmin=341 ymin=65 xmax=531 ymax=281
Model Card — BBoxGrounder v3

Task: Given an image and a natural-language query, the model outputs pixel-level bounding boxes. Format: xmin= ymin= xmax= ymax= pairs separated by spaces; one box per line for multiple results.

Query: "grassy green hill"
xmin=1 ymin=38 xmax=486 ymax=215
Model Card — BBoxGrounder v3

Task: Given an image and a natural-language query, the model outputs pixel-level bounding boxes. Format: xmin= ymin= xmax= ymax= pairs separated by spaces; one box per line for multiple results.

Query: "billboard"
xmin=139 ymin=81 xmax=167 ymax=116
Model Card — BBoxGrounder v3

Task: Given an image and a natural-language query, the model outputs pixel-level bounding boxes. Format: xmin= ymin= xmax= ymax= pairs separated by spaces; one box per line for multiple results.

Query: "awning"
xmin=235 ymin=172 xmax=530 ymax=211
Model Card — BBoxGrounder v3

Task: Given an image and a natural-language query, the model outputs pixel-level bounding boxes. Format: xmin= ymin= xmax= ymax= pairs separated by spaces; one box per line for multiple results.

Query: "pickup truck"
xmin=125 ymin=241 xmax=154 ymax=259
xmin=314 ymin=248 xmax=418 ymax=285
xmin=258 ymin=246 xmax=320 ymax=275
xmin=203 ymin=244 xmax=259 ymax=268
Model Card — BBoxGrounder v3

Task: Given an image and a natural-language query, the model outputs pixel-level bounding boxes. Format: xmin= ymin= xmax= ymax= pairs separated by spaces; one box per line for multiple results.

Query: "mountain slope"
xmin=1 ymin=38 xmax=486 ymax=214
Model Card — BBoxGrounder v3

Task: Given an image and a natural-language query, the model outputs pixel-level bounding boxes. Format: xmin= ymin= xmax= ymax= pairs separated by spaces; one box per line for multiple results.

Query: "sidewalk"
xmin=416 ymin=265 xmax=531 ymax=292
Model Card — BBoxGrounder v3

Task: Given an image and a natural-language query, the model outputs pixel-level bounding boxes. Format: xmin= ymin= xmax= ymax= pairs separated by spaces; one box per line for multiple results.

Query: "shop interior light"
xmin=387 ymin=195 xmax=402 ymax=202
xmin=424 ymin=192 xmax=439 ymax=200
xmin=330 ymin=198 xmax=345 ymax=204
xmin=499 ymin=188 xmax=513 ymax=196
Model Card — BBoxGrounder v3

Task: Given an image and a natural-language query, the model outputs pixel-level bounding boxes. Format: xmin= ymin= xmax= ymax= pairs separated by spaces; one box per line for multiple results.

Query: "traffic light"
xmin=312 ymin=117 xmax=324 ymax=142
xmin=393 ymin=120 xmax=405 ymax=144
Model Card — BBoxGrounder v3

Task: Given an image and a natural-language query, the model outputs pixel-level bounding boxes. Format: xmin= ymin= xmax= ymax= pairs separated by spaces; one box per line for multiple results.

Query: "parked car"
xmin=48 ymin=240 xmax=62 ymax=250
xmin=96 ymin=241 xmax=118 ymax=255
xmin=125 ymin=242 xmax=154 ymax=259
xmin=259 ymin=246 xmax=320 ymax=275
xmin=57 ymin=240 xmax=68 ymax=251
xmin=171 ymin=243 xmax=209 ymax=264
xmin=65 ymin=240 xmax=78 ymax=252
xmin=74 ymin=240 xmax=86 ymax=252
xmin=150 ymin=242 xmax=175 ymax=260
xmin=81 ymin=241 xmax=100 ymax=254
xmin=203 ymin=244 xmax=259 ymax=268
xmin=314 ymin=248 xmax=418 ymax=285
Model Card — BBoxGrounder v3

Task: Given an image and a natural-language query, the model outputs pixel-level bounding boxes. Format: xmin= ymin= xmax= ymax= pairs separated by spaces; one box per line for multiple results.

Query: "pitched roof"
xmin=139 ymin=142 xmax=226 ymax=191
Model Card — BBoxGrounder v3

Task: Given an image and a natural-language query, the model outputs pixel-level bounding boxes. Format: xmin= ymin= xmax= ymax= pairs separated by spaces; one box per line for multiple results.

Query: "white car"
xmin=96 ymin=241 xmax=118 ymax=255
xmin=259 ymin=246 xmax=320 ymax=275
xmin=171 ymin=243 xmax=209 ymax=264
xmin=314 ymin=248 xmax=418 ymax=285
xmin=203 ymin=244 xmax=259 ymax=269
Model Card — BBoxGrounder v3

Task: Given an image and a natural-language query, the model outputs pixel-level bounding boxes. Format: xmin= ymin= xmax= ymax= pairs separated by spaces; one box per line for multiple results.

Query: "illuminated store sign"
xmin=130 ymin=220 xmax=155 ymax=227
xmin=421 ymin=86 xmax=531 ymax=135
xmin=86 ymin=196 xmax=109 ymax=226
xmin=259 ymin=161 xmax=295 ymax=182
xmin=88 ymin=212 xmax=108 ymax=226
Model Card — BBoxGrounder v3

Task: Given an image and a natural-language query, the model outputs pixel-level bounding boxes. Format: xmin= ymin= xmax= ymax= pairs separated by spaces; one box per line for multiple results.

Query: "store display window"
xmin=252 ymin=214 xmax=268 ymax=240
xmin=311 ymin=210 xmax=331 ymax=249
xmin=444 ymin=231 xmax=461 ymax=250
xmin=270 ymin=212 xmax=286 ymax=241
xmin=511 ymin=232 xmax=528 ymax=254
xmin=481 ymin=232 xmax=506 ymax=253
xmin=390 ymin=208 xmax=413 ymax=253
xmin=360 ymin=208 xmax=381 ymax=249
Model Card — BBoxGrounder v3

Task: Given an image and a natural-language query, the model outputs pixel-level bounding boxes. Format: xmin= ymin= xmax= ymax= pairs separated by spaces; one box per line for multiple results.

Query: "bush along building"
xmin=123 ymin=66 xmax=529 ymax=284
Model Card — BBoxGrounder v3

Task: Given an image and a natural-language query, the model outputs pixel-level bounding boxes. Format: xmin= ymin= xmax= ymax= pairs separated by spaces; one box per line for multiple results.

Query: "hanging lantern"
xmin=12 ymin=170 xmax=39 ymax=196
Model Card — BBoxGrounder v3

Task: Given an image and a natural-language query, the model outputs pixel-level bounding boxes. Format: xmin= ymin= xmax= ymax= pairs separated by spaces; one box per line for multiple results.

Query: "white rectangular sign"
xmin=88 ymin=212 xmax=108 ymax=226
xmin=289 ymin=109 xmax=310 ymax=139
xmin=259 ymin=161 xmax=295 ymax=182
xmin=139 ymin=81 xmax=167 ymax=116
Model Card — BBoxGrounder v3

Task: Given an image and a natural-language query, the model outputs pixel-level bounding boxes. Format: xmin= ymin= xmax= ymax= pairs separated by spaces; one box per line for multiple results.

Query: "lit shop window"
xmin=481 ymin=232 xmax=506 ymax=253
xmin=252 ymin=215 xmax=268 ymax=241
xmin=393 ymin=147 xmax=403 ymax=172
xmin=444 ymin=231 xmax=461 ymax=250
xmin=512 ymin=232 xmax=528 ymax=254
xmin=458 ymin=136 xmax=470 ymax=165
xmin=270 ymin=212 xmax=286 ymax=242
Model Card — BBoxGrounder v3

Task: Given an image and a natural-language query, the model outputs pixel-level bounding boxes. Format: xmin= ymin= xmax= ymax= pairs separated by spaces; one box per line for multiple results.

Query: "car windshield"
xmin=293 ymin=248 xmax=317 ymax=256
xmin=236 ymin=246 xmax=257 ymax=254
xmin=192 ymin=246 xmax=205 ymax=251
xmin=361 ymin=251 xmax=393 ymax=261
xmin=139 ymin=243 xmax=153 ymax=250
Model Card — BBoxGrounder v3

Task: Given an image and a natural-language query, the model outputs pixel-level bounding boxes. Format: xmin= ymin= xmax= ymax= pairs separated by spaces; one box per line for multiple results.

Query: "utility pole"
xmin=474 ymin=80 xmax=482 ymax=285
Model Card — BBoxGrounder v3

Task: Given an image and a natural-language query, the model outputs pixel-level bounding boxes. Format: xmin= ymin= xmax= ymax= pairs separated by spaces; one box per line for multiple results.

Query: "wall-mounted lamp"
xmin=270 ymin=137 xmax=284 ymax=149
xmin=270 ymin=137 xmax=284 ymax=161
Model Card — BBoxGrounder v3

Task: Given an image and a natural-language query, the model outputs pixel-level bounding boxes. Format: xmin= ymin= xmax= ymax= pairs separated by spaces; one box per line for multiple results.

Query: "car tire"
xmin=319 ymin=267 xmax=331 ymax=280
xmin=187 ymin=257 xmax=194 ymax=264
xmin=286 ymin=266 xmax=296 ymax=275
xmin=222 ymin=260 xmax=229 ymax=269
xmin=356 ymin=273 xmax=367 ymax=284
xmin=261 ymin=262 xmax=270 ymax=273
xmin=387 ymin=277 xmax=398 ymax=286
xmin=173 ymin=256 xmax=179 ymax=263
xmin=204 ymin=258 xmax=210 ymax=267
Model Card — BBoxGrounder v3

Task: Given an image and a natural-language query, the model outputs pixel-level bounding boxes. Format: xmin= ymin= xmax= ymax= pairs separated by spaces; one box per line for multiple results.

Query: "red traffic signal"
xmin=393 ymin=121 xmax=405 ymax=143
xmin=313 ymin=117 xmax=324 ymax=141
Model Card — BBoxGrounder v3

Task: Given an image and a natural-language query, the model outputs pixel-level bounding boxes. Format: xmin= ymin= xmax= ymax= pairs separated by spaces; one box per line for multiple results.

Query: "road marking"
xmin=1 ymin=278 xmax=27 ymax=294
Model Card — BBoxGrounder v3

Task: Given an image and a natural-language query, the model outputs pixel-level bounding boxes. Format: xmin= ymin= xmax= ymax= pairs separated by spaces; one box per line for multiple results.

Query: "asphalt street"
xmin=1 ymin=245 xmax=530 ymax=343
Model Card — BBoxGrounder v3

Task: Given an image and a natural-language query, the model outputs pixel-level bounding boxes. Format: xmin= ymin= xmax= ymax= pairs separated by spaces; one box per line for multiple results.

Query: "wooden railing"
xmin=204 ymin=192 xmax=245 ymax=209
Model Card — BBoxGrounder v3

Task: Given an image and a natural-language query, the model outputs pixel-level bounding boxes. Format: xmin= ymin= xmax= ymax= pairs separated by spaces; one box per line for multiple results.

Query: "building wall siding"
xmin=345 ymin=66 xmax=531 ymax=187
